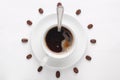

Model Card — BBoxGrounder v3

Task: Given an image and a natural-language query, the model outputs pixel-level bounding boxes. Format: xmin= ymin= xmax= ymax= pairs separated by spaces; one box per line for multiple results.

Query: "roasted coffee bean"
xmin=21 ymin=38 xmax=28 ymax=43
xmin=37 ymin=66 xmax=43 ymax=72
xmin=73 ymin=67 xmax=79 ymax=74
xmin=57 ymin=2 xmax=62 ymax=7
xmin=26 ymin=54 xmax=32 ymax=59
xmin=56 ymin=71 xmax=60 ymax=78
xmin=90 ymin=39 xmax=96 ymax=44
xmin=85 ymin=55 xmax=92 ymax=61
xmin=76 ymin=9 xmax=81 ymax=15
xmin=26 ymin=20 xmax=32 ymax=26
xmin=38 ymin=8 xmax=44 ymax=14
xmin=88 ymin=24 xmax=93 ymax=29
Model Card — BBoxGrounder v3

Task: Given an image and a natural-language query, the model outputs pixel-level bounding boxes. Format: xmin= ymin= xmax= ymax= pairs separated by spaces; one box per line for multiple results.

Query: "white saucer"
xmin=30 ymin=13 xmax=87 ymax=69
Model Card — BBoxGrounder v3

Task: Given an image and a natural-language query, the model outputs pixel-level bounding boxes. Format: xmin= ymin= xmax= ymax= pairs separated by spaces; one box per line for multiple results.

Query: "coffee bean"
xmin=57 ymin=2 xmax=62 ymax=7
xmin=56 ymin=71 xmax=60 ymax=78
xmin=88 ymin=24 xmax=93 ymax=29
xmin=73 ymin=67 xmax=79 ymax=74
xmin=26 ymin=20 xmax=32 ymax=26
xmin=76 ymin=9 xmax=81 ymax=15
xmin=90 ymin=39 xmax=96 ymax=44
xmin=26 ymin=54 xmax=32 ymax=59
xmin=21 ymin=38 xmax=28 ymax=43
xmin=85 ymin=55 xmax=92 ymax=61
xmin=37 ymin=66 xmax=43 ymax=72
xmin=38 ymin=8 xmax=44 ymax=14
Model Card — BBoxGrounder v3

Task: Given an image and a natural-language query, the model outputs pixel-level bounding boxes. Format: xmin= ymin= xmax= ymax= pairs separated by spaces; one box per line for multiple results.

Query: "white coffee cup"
xmin=30 ymin=13 xmax=87 ymax=69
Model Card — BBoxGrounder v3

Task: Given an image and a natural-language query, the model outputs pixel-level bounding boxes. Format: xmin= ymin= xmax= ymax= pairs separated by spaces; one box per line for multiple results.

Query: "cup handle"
xmin=40 ymin=55 xmax=49 ymax=66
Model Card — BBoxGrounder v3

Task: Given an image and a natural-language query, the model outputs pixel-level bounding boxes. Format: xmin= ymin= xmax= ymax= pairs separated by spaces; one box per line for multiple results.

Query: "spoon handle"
xmin=57 ymin=5 xmax=64 ymax=32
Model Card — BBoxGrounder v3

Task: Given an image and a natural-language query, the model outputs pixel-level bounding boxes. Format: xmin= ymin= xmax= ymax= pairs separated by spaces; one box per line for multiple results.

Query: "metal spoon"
xmin=57 ymin=5 xmax=64 ymax=32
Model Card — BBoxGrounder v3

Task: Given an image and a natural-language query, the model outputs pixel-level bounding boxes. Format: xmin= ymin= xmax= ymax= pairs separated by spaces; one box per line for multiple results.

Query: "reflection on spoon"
xmin=57 ymin=5 xmax=64 ymax=32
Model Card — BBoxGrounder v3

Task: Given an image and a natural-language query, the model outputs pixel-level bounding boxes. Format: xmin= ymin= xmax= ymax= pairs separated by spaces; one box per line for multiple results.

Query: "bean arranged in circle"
xmin=73 ymin=67 xmax=79 ymax=74
xmin=88 ymin=24 xmax=93 ymax=29
xmin=85 ymin=55 xmax=92 ymax=61
xmin=26 ymin=54 xmax=32 ymax=59
xmin=76 ymin=9 xmax=81 ymax=15
xmin=57 ymin=2 xmax=62 ymax=7
xmin=37 ymin=66 xmax=43 ymax=72
xmin=38 ymin=8 xmax=44 ymax=14
xmin=56 ymin=71 xmax=60 ymax=78
xmin=90 ymin=39 xmax=96 ymax=44
xmin=21 ymin=38 xmax=28 ymax=43
xmin=26 ymin=20 xmax=32 ymax=26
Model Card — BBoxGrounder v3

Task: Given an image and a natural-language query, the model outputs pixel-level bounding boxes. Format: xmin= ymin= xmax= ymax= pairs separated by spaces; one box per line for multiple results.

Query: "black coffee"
xmin=45 ymin=26 xmax=73 ymax=53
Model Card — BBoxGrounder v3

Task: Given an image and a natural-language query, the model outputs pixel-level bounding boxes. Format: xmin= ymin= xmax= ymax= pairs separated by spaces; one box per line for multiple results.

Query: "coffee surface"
xmin=45 ymin=26 xmax=73 ymax=53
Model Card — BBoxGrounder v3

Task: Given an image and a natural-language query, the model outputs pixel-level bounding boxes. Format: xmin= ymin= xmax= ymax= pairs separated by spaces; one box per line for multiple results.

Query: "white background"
xmin=0 ymin=0 xmax=120 ymax=80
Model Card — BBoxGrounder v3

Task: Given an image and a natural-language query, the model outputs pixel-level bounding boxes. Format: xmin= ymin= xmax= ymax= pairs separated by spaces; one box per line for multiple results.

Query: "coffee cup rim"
xmin=42 ymin=24 xmax=76 ymax=59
